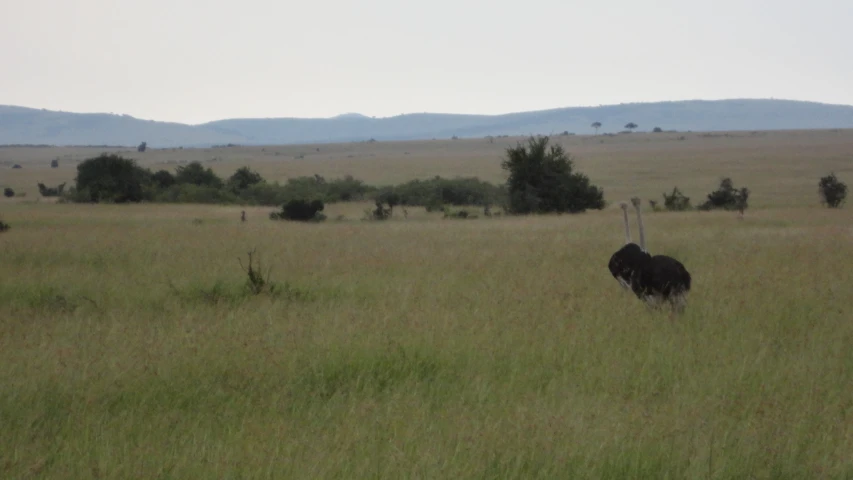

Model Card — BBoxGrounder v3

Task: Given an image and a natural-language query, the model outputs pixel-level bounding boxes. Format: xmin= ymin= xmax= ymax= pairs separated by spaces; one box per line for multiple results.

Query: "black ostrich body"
xmin=608 ymin=200 xmax=691 ymax=312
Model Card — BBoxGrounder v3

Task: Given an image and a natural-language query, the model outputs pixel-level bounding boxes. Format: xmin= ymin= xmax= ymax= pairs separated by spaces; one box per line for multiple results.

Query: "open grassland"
xmin=2 ymin=130 xmax=853 ymax=478
xmin=3 ymin=128 xmax=853 ymax=208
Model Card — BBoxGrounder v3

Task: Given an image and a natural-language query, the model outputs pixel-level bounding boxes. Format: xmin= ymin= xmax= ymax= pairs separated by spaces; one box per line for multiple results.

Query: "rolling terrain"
xmin=3 ymin=98 xmax=853 ymax=147
xmin=1 ymin=129 xmax=853 ymax=478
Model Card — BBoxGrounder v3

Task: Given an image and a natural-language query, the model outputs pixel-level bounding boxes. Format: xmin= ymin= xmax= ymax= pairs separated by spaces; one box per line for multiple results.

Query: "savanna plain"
xmin=2 ymin=130 xmax=853 ymax=478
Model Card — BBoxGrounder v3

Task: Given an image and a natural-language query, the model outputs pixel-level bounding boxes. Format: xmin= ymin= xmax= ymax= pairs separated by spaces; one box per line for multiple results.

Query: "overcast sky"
xmin=2 ymin=0 xmax=851 ymax=124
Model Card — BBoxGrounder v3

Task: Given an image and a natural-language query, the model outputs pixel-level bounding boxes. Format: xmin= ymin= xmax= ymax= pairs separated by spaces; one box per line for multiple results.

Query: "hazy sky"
xmin=2 ymin=0 xmax=851 ymax=124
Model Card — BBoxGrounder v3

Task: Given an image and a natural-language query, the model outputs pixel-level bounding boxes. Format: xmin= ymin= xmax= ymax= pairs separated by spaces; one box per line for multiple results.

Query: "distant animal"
xmin=241 ymin=210 xmax=246 ymax=222
xmin=608 ymin=198 xmax=692 ymax=313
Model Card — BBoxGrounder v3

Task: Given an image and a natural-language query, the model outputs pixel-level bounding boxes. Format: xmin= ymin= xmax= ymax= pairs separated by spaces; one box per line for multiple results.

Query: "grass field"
xmin=2 ymin=130 xmax=853 ymax=478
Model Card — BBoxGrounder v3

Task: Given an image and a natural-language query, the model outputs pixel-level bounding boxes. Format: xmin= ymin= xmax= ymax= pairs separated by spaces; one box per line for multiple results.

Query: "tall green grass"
xmin=1 ymin=203 xmax=852 ymax=478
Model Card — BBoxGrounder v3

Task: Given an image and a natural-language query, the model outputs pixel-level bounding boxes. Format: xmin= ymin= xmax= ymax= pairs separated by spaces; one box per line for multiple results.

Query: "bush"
xmin=501 ymin=135 xmax=605 ymax=214
xmin=0 ymin=218 xmax=9 ymax=233
xmin=154 ymin=184 xmax=239 ymax=204
xmin=652 ymin=127 xmax=663 ymax=133
xmin=662 ymin=187 xmax=691 ymax=211
xmin=37 ymin=182 xmax=66 ymax=197
xmin=381 ymin=176 xmax=504 ymax=209
xmin=818 ymin=173 xmax=847 ymax=208
xmin=699 ymin=178 xmax=749 ymax=212
xmin=74 ymin=153 xmax=151 ymax=203
xmin=50 ymin=158 xmax=59 ymax=168
xmin=151 ymin=170 xmax=176 ymax=189
xmin=3 ymin=187 xmax=13 ymax=198
xmin=364 ymin=200 xmax=393 ymax=221
xmin=175 ymin=161 xmax=223 ymax=188
xmin=227 ymin=166 xmax=264 ymax=193
xmin=270 ymin=199 xmax=326 ymax=222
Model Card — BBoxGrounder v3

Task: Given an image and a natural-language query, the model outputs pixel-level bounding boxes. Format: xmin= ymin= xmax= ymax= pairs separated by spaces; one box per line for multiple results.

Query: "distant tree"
xmin=151 ymin=170 xmax=176 ymax=189
xmin=662 ymin=187 xmax=691 ymax=211
xmin=50 ymin=158 xmax=59 ymax=168
xmin=591 ymin=122 xmax=602 ymax=134
xmin=625 ymin=122 xmax=638 ymax=132
xmin=12 ymin=164 xmax=21 ymax=169
xmin=270 ymin=199 xmax=326 ymax=222
xmin=75 ymin=153 xmax=151 ymax=203
xmin=37 ymin=182 xmax=66 ymax=197
xmin=174 ymin=161 xmax=223 ymax=188
xmin=699 ymin=177 xmax=749 ymax=213
xmin=227 ymin=166 xmax=264 ymax=192
xmin=3 ymin=187 xmax=14 ymax=198
xmin=652 ymin=127 xmax=663 ymax=133
xmin=818 ymin=172 xmax=847 ymax=208
xmin=138 ymin=141 xmax=147 ymax=153
xmin=0 ymin=218 xmax=9 ymax=233
xmin=501 ymin=135 xmax=605 ymax=214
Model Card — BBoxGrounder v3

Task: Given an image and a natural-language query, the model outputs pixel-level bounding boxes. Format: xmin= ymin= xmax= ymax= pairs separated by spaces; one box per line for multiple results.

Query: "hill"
xmin=2 ymin=99 xmax=853 ymax=148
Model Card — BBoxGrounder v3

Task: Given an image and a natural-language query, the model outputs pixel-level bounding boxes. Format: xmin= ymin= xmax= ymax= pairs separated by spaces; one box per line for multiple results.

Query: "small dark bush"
xmin=699 ymin=178 xmax=749 ymax=212
xmin=443 ymin=207 xmax=477 ymax=219
xmin=12 ymin=164 xmax=21 ymax=169
xmin=818 ymin=173 xmax=847 ymax=208
xmin=50 ymin=158 xmax=59 ymax=168
xmin=0 ymin=218 xmax=9 ymax=232
xmin=662 ymin=187 xmax=691 ymax=211
xmin=151 ymin=170 xmax=176 ymax=189
xmin=154 ymin=184 xmax=238 ymax=204
xmin=174 ymin=161 xmax=223 ymax=188
xmin=3 ymin=187 xmax=14 ymax=198
xmin=271 ymin=199 xmax=326 ymax=222
xmin=37 ymin=182 xmax=66 ymax=197
xmin=652 ymin=127 xmax=663 ymax=133
xmin=501 ymin=136 xmax=605 ymax=214
xmin=75 ymin=153 xmax=151 ymax=203
xmin=227 ymin=166 xmax=264 ymax=193
xmin=365 ymin=200 xmax=393 ymax=221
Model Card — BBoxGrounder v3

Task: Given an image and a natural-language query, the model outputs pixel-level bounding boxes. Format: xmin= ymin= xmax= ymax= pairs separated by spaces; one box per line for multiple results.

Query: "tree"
xmin=3 ymin=187 xmax=14 ymax=198
xmin=151 ymin=170 xmax=176 ymax=189
xmin=227 ymin=166 xmax=264 ymax=192
xmin=662 ymin=187 xmax=691 ymax=211
xmin=699 ymin=178 xmax=749 ymax=212
xmin=652 ymin=127 xmax=663 ymax=133
xmin=37 ymin=182 xmax=66 ymax=197
xmin=138 ymin=142 xmax=147 ymax=153
xmin=501 ymin=136 xmax=605 ymax=214
xmin=625 ymin=122 xmax=638 ymax=132
xmin=174 ymin=161 xmax=223 ymax=188
xmin=75 ymin=153 xmax=151 ymax=203
xmin=270 ymin=199 xmax=326 ymax=222
xmin=818 ymin=173 xmax=847 ymax=208
xmin=591 ymin=122 xmax=602 ymax=134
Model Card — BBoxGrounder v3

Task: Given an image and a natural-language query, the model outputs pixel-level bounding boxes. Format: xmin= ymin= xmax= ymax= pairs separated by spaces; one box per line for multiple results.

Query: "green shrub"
xmin=270 ymin=199 xmax=326 ymax=222
xmin=75 ymin=154 xmax=151 ymax=203
xmin=662 ymin=187 xmax=691 ymax=211
xmin=818 ymin=173 xmax=847 ymax=208
xmin=501 ymin=136 xmax=605 ymax=214
xmin=699 ymin=178 xmax=749 ymax=212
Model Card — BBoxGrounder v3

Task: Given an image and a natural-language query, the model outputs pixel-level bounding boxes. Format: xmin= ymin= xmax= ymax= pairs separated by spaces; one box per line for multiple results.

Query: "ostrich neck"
xmin=635 ymin=206 xmax=646 ymax=251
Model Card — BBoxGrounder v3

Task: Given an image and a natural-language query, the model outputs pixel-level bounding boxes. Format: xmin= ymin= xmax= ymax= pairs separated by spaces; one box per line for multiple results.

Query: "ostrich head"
xmin=630 ymin=197 xmax=646 ymax=251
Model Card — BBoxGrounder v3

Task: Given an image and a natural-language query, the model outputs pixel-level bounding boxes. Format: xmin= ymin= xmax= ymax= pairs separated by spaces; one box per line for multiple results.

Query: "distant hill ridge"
xmin=2 ymin=98 xmax=853 ymax=148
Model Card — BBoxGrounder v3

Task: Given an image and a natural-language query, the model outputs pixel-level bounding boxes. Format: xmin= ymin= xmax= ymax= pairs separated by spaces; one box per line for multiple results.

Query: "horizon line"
xmin=3 ymin=97 xmax=853 ymax=126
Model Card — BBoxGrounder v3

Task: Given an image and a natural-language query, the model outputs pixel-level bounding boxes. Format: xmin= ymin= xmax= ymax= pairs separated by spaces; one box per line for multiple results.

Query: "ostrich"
xmin=608 ymin=198 xmax=692 ymax=313
xmin=607 ymin=201 xmax=648 ymax=291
